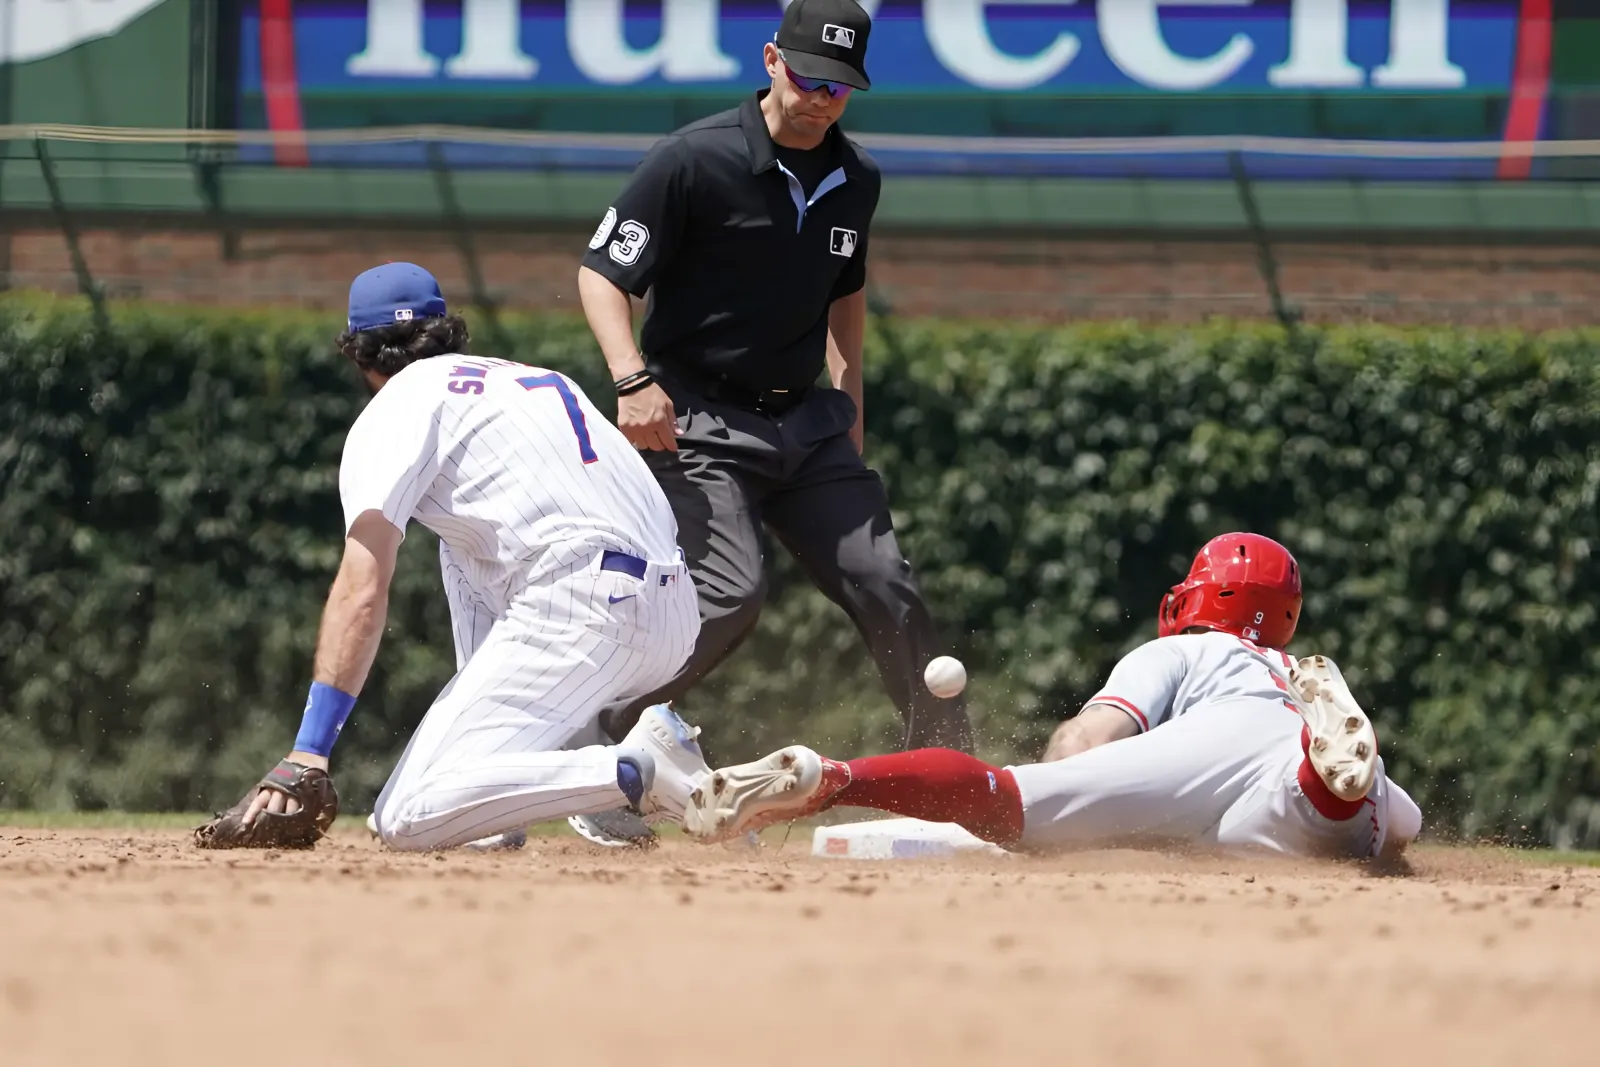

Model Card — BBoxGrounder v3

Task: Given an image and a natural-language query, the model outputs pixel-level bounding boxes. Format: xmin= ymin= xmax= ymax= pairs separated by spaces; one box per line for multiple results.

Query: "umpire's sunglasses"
xmin=779 ymin=51 xmax=854 ymax=98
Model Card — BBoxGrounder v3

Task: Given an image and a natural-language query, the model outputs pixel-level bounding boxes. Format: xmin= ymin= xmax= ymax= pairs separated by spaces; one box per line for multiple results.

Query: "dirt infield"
xmin=1 ymin=828 xmax=1594 ymax=1067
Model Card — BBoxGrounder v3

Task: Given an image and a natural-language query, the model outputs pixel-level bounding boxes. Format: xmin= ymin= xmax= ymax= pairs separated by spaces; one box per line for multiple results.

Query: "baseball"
xmin=923 ymin=656 xmax=967 ymax=699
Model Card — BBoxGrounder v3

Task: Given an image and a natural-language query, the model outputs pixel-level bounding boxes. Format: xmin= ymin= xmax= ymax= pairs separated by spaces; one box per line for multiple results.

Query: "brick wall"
xmin=3 ymin=225 xmax=1596 ymax=328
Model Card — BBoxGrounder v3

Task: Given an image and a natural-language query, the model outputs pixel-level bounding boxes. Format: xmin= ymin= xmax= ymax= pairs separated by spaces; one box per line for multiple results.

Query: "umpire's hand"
xmin=618 ymin=382 xmax=681 ymax=452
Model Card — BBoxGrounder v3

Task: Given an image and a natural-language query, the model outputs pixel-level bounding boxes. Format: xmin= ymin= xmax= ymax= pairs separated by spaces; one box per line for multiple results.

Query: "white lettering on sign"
xmin=338 ymin=0 xmax=1467 ymax=94
xmin=1269 ymin=0 xmax=1364 ymax=88
xmin=1374 ymin=0 xmax=1466 ymax=88
xmin=1101 ymin=0 xmax=1254 ymax=92
xmin=347 ymin=0 xmax=437 ymax=77
xmin=925 ymin=0 xmax=1081 ymax=92
xmin=1 ymin=0 xmax=166 ymax=66
xmin=569 ymin=0 xmax=738 ymax=85
xmin=447 ymin=0 xmax=537 ymax=78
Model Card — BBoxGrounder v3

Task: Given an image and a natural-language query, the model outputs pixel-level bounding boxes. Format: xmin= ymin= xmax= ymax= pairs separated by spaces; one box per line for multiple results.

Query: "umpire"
xmin=577 ymin=0 xmax=973 ymax=772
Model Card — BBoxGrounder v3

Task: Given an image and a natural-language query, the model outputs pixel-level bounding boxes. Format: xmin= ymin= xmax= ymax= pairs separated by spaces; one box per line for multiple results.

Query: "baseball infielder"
xmin=194 ymin=263 xmax=709 ymax=851
xmin=685 ymin=533 xmax=1424 ymax=861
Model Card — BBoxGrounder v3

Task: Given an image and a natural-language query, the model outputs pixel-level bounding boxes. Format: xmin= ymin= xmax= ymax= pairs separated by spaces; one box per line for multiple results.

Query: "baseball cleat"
xmin=568 ymin=808 xmax=659 ymax=849
xmin=462 ymin=827 xmax=528 ymax=852
xmin=682 ymin=746 xmax=851 ymax=842
xmin=614 ymin=704 xmax=712 ymax=825
xmin=1289 ymin=654 xmax=1378 ymax=803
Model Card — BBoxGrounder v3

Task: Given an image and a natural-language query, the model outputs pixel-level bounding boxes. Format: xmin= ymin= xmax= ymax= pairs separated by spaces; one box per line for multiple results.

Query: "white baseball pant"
xmin=371 ymin=548 xmax=699 ymax=851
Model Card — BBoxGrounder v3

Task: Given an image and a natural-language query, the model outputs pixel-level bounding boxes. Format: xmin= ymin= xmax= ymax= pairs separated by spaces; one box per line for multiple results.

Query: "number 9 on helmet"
xmin=1157 ymin=532 xmax=1303 ymax=649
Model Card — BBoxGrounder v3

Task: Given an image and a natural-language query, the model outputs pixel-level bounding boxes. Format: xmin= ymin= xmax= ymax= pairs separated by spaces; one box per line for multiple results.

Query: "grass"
xmin=0 ymin=811 xmax=215 ymax=830
xmin=0 ymin=810 xmax=576 ymax=835
xmin=1513 ymin=848 xmax=1600 ymax=869
xmin=0 ymin=809 xmax=812 ymax=844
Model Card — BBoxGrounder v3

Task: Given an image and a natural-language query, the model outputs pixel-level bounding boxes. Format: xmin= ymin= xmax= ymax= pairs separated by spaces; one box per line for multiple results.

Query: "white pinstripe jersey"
xmin=338 ymin=356 xmax=680 ymax=614
xmin=1085 ymin=631 xmax=1299 ymax=734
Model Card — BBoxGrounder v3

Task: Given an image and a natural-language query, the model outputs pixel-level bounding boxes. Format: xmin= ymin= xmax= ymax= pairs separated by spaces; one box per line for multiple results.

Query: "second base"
xmin=811 ymin=817 xmax=1009 ymax=860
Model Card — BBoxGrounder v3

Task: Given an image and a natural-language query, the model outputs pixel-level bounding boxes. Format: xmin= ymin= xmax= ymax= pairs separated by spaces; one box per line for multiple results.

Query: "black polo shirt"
xmin=580 ymin=92 xmax=882 ymax=395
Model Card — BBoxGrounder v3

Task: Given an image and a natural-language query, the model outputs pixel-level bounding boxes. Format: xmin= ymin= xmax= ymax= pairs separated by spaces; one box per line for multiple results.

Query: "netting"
xmin=4 ymin=125 xmax=1595 ymax=328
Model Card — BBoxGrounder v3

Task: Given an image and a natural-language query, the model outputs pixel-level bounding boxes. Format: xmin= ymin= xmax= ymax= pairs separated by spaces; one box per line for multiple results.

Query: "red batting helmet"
xmin=1157 ymin=532 xmax=1303 ymax=649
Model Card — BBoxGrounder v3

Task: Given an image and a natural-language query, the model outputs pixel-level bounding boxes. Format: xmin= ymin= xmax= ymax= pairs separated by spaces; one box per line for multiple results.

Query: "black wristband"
xmin=614 ymin=370 xmax=656 ymax=396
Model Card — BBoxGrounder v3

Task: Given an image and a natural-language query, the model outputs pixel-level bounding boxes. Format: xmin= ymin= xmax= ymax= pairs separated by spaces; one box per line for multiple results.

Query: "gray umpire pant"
xmin=598 ymin=379 xmax=974 ymax=754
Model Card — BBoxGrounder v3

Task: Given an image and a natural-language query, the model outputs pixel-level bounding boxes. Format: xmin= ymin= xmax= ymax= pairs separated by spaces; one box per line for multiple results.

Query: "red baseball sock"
xmin=827 ymin=748 xmax=1025 ymax=846
xmin=1296 ymin=725 xmax=1367 ymax=821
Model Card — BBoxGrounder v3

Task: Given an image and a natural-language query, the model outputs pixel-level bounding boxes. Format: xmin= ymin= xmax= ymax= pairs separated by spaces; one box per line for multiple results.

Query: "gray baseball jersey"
xmin=1011 ymin=631 xmax=1421 ymax=859
xmin=1085 ymin=631 xmax=1299 ymax=733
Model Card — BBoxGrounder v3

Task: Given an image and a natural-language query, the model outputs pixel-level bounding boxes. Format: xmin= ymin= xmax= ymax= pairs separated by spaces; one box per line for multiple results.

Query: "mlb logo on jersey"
xmin=822 ymin=24 xmax=855 ymax=48
xmin=830 ymin=228 xmax=857 ymax=257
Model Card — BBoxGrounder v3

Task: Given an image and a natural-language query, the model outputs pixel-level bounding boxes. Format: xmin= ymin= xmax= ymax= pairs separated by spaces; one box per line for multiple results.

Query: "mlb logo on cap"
xmin=347 ymin=262 xmax=448 ymax=333
xmin=775 ymin=0 xmax=873 ymax=90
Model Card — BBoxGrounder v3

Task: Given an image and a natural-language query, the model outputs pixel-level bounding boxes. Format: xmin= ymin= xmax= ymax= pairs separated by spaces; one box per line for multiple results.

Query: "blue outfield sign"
xmin=243 ymin=0 xmax=1515 ymax=95
xmin=234 ymin=1 xmax=1531 ymax=178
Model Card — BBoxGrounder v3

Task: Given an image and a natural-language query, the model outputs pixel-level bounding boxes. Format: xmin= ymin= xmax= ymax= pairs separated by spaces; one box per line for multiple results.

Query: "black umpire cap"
xmin=776 ymin=0 xmax=873 ymax=90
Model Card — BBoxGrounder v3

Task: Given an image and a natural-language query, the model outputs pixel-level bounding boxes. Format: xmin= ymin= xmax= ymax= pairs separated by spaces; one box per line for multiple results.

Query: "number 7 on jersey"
xmin=516 ymin=372 xmax=599 ymax=464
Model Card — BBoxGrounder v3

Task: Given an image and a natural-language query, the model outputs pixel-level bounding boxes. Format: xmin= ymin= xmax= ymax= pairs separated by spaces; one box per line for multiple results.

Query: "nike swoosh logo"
xmin=609 ymin=593 xmax=637 ymax=604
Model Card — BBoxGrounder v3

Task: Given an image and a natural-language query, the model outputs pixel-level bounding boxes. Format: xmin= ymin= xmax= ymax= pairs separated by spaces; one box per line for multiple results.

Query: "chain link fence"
xmin=3 ymin=124 xmax=1599 ymax=326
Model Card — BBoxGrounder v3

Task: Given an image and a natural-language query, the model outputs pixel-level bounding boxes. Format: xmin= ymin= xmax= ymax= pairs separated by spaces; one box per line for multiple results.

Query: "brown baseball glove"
xmin=193 ymin=759 xmax=340 ymax=850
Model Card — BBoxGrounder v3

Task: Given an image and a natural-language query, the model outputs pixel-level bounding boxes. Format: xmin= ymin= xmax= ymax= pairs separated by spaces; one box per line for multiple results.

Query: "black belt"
xmin=650 ymin=364 xmax=813 ymax=415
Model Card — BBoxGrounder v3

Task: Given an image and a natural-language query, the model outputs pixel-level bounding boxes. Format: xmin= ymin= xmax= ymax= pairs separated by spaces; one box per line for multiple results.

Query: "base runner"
xmin=685 ymin=533 xmax=1423 ymax=861
xmin=193 ymin=263 xmax=709 ymax=851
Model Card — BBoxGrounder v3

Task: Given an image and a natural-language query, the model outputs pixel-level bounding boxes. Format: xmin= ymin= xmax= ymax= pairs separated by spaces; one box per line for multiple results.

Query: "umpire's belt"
xmin=600 ymin=550 xmax=648 ymax=580
xmin=651 ymin=364 xmax=811 ymax=415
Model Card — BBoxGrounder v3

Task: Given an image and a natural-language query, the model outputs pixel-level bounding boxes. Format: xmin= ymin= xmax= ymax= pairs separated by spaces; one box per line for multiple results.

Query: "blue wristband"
xmin=293 ymin=682 xmax=357 ymax=758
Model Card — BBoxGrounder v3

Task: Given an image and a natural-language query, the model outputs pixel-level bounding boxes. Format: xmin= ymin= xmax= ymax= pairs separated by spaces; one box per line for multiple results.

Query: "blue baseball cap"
xmin=347 ymin=262 xmax=448 ymax=332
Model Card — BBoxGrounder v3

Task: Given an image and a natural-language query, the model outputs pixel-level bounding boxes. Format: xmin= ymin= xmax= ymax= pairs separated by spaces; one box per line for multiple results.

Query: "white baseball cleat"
xmin=682 ymin=745 xmax=850 ymax=842
xmin=614 ymin=704 xmax=712 ymax=825
xmin=1288 ymin=654 xmax=1379 ymax=803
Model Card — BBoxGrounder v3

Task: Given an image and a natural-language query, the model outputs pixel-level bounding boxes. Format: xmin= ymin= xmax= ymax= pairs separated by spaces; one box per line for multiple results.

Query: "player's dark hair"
xmin=335 ymin=314 xmax=471 ymax=379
